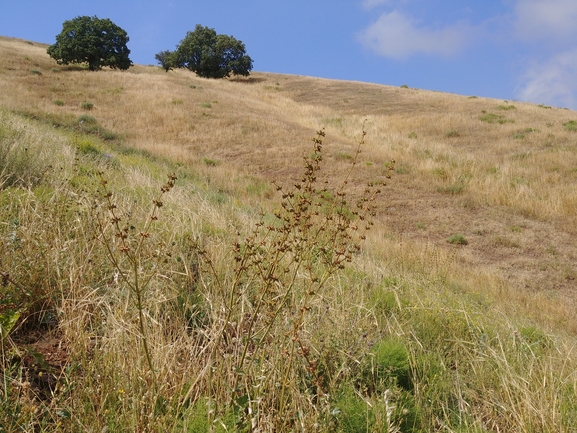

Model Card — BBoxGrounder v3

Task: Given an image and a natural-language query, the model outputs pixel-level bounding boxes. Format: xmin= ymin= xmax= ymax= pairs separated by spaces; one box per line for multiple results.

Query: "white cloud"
xmin=514 ymin=0 xmax=577 ymax=43
xmin=358 ymin=10 xmax=473 ymax=59
xmin=516 ymin=49 xmax=577 ymax=109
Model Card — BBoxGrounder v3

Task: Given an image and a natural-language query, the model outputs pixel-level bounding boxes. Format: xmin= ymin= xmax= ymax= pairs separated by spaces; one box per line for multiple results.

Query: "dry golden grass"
xmin=2 ymin=35 xmax=577 ymax=338
xmin=2 ymin=38 xmax=577 ymax=429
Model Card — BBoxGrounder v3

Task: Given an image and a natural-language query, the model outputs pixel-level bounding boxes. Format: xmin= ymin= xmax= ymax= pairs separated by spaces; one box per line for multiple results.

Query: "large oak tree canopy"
xmin=173 ymin=24 xmax=253 ymax=78
xmin=47 ymin=16 xmax=132 ymax=71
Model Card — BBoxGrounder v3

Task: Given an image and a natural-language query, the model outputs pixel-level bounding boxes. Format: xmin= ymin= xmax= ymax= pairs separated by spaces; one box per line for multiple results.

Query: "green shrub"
xmin=200 ymin=102 xmax=212 ymax=108
xmin=77 ymin=114 xmax=97 ymax=125
xmin=30 ymin=69 xmax=42 ymax=75
xmin=446 ymin=233 xmax=468 ymax=245
xmin=333 ymin=385 xmax=420 ymax=433
xmin=480 ymin=113 xmax=514 ymax=124
xmin=80 ymin=101 xmax=94 ymax=110
xmin=364 ymin=338 xmax=412 ymax=391
xmin=75 ymin=137 xmax=101 ymax=156
xmin=53 ymin=99 xmax=64 ymax=106
xmin=400 ymin=84 xmax=409 ymax=89
xmin=563 ymin=120 xmax=577 ymax=131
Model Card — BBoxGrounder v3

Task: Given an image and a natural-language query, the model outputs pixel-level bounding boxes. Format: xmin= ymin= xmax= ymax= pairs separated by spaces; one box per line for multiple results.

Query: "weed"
xmin=480 ymin=113 xmax=514 ymax=124
xmin=77 ymin=114 xmax=97 ymax=125
xmin=172 ymin=99 xmax=183 ymax=105
xmin=408 ymin=132 xmax=417 ymax=139
xmin=468 ymin=95 xmax=478 ymax=99
xmin=53 ymin=99 xmax=64 ymax=106
xmin=325 ymin=117 xmax=344 ymax=127
xmin=437 ymin=183 xmax=465 ymax=194
xmin=446 ymin=234 xmax=468 ymax=245
xmin=446 ymin=130 xmax=460 ymax=138
xmin=395 ymin=162 xmax=410 ymax=174
xmin=493 ymin=236 xmax=520 ymax=248
xmin=30 ymin=69 xmax=42 ymax=75
xmin=538 ymin=104 xmax=552 ymax=109
xmin=50 ymin=67 xmax=60 ymax=73
xmin=200 ymin=102 xmax=212 ymax=108
xmin=334 ymin=152 xmax=353 ymax=161
xmin=432 ymin=167 xmax=448 ymax=180
xmin=96 ymin=171 xmax=178 ymax=393
xmin=80 ymin=101 xmax=94 ymax=111
xmin=563 ymin=120 xmax=577 ymax=131
xmin=202 ymin=157 xmax=219 ymax=166
xmin=193 ymin=128 xmax=388 ymax=429
xmin=400 ymin=84 xmax=409 ymax=89
xmin=498 ymin=105 xmax=516 ymax=110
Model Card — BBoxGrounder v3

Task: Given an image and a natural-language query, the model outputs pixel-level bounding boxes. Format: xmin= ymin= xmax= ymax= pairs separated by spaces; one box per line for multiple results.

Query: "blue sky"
xmin=2 ymin=0 xmax=577 ymax=109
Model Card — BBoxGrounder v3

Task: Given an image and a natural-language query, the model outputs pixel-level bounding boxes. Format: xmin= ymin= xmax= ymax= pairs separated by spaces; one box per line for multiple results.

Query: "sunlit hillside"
xmin=1 ymin=36 xmax=577 ymax=432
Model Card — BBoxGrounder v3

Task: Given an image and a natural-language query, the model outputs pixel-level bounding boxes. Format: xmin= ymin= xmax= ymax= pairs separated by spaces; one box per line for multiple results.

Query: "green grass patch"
xmin=480 ymin=112 xmax=515 ymax=124
xmin=437 ymin=183 xmax=465 ymax=194
xmin=80 ymin=101 xmax=94 ymax=111
xmin=446 ymin=233 xmax=468 ymax=245
xmin=563 ymin=120 xmax=577 ymax=131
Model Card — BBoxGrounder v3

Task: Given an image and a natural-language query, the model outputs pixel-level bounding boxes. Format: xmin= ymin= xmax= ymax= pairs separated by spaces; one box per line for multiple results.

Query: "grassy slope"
xmin=1 ymin=36 xmax=577 ymax=432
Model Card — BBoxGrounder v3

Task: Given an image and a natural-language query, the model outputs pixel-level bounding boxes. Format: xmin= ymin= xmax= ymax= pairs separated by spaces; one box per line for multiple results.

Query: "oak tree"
xmin=47 ymin=16 xmax=132 ymax=71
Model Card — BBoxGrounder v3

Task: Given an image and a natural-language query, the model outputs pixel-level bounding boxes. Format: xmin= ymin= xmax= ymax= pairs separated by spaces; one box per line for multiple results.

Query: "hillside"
xmin=3 ymin=36 xmax=577 ymax=332
xmin=1 ymin=36 xmax=577 ymax=432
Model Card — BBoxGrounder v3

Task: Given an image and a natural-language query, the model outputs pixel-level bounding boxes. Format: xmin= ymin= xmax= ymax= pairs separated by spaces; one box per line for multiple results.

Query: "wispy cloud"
xmin=516 ymin=49 xmax=577 ymax=109
xmin=513 ymin=0 xmax=577 ymax=108
xmin=514 ymin=0 xmax=577 ymax=43
xmin=358 ymin=10 xmax=473 ymax=59
xmin=361 ymin=0 xmax=392 ymax=10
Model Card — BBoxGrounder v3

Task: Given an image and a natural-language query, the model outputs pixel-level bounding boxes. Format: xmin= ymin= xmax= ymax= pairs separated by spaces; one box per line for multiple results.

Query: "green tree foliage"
xmin=154 ymin=50 xmax=177 ymax=72
xmin=47 ymin=16 xmax=132 ymax=71
xmin=175 ymin=24 xmax=253 ymax=78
